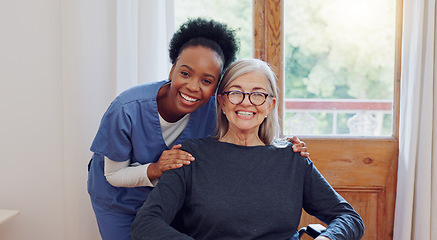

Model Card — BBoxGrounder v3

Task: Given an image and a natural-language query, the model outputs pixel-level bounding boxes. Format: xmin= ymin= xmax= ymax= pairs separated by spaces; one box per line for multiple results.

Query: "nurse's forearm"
xmin=104 ymin=156 xmax=158 ymax=187
xmin=146 ymin=162 xmax=164 ymax=181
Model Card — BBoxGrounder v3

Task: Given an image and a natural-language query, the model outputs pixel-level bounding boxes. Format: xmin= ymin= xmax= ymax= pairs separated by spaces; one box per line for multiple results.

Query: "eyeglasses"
xmin=221 ymin=90 xmax=271 ymax=106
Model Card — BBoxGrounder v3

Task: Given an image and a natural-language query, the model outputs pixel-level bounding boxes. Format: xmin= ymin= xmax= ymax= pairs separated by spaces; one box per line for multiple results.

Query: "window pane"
xmin=174 ymin=0 xmax=252 ymax=59
xmin=284 ymin=0 xmax=395 ymax=136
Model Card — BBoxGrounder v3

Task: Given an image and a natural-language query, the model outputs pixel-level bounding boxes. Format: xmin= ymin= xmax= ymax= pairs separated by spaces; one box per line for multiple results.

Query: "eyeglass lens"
xmin=227 ymin=91 xmax=267 ymax=106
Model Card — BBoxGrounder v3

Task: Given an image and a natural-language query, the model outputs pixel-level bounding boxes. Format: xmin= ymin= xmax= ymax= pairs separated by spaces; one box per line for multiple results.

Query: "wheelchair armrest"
xmin=298 ymin=224 xmax=327 ymax=239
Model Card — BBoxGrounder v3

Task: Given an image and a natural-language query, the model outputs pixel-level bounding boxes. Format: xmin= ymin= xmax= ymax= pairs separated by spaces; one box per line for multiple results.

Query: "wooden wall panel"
xmin=299 ymin=188 xmax=380 ymax=240
xmin=297 ymin=138 xmax=398 ymax=239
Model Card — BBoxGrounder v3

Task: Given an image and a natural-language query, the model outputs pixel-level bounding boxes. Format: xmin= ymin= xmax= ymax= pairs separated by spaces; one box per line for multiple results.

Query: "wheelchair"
xmin=298 ymin=224 xmax=326 ymax=239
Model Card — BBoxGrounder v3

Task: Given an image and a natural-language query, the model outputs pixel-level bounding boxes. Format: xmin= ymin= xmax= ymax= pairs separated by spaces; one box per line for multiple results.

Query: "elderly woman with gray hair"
xmin=131 ymin=59 xmax=365 ymax=240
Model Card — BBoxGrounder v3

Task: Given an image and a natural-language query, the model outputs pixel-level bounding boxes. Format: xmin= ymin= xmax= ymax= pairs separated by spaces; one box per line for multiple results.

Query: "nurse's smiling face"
xmin=162 ymin=46 xmax=222 ymax=122
xmin=218 ymin=71 xmax=276 ymax=135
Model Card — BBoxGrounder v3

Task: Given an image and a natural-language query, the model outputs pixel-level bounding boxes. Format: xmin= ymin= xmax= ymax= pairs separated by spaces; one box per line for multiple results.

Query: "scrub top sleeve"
xmin=91 ymin=99 xmax=133 ymax=161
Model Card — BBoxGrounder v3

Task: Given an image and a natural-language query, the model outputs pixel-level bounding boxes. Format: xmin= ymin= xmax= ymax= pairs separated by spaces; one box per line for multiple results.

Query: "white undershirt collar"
xmin=159 ymin=113 xmax=191 ymax=148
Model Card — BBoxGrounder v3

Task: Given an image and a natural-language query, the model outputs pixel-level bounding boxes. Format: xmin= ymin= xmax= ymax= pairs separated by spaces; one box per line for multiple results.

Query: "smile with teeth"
xmin=180 ymin=92 xmax=199 ymax=102
xmin=236 ymin=111 xmax=254 ymax=117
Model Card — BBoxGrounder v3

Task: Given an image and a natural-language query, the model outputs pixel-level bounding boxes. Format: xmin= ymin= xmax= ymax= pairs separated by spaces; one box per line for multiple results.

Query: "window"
xmin=174 ymin=0 xmax=253 ymax=59
xmin=283 ymin=0 xmax=396 ymax=136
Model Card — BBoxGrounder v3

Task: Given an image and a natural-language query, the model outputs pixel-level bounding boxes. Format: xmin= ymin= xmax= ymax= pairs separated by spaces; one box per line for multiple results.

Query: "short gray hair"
xmin=215 ymin=59 xmax=281 ymax=145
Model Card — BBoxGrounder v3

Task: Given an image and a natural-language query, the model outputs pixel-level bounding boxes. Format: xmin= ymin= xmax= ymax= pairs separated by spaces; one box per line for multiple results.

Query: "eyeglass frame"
xmin=221 ymin=90 xmax=272 ymax=106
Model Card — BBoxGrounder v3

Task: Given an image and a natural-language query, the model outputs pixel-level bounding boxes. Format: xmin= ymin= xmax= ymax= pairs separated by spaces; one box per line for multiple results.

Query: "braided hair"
xmin=169 ymin=18 xmax=239 ymax=71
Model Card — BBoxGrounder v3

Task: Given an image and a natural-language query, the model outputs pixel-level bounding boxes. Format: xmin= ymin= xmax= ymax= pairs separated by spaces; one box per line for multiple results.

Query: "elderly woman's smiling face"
xmin=218 ymin=71 xmax=276 ymax=136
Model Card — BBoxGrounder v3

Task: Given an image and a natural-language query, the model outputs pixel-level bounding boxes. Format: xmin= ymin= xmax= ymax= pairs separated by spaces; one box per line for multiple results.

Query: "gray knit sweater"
xmin=132 ymin=137 xmax=364 ymax=240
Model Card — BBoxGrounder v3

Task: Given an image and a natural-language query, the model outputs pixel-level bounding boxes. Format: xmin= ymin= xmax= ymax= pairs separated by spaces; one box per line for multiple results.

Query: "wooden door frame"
xmin=253 ymin=0 xmax=402 ymax=239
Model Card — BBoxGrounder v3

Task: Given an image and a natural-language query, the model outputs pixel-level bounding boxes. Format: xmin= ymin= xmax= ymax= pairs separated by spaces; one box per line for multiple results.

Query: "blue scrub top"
xmin=87 ymin=80 xmax=217 ymax=214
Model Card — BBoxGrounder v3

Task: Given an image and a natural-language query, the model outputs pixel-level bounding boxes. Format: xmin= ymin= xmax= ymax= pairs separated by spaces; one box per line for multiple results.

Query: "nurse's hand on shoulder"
xmin=288 ymin=136 xmax=310 ymax=159
xmin=147 ymin=144 xmax=195 ymax=180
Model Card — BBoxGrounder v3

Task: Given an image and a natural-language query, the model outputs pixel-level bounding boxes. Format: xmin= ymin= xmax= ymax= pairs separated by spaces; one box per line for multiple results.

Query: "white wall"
xmin=61 ymin=0 xmax=117 ymax=239
xmin=0 ymin=0 xmax=65 ymax=239
xmin=0 ymin=0 xmax=116 ymax=239
xmin=0 ymin=0 xmax=173 ymax=238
